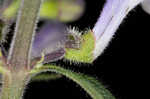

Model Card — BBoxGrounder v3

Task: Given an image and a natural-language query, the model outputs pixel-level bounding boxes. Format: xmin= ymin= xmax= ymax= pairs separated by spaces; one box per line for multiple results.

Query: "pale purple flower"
xmin=141 ymin=0 xmax=150 ymax=14
xmin=92 ymin=0 xmax=144 ymax=59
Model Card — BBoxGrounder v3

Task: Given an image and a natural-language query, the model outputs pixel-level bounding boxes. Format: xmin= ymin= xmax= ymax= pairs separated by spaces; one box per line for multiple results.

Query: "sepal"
xmin=65 ymin=30 xmax=95 ymax=63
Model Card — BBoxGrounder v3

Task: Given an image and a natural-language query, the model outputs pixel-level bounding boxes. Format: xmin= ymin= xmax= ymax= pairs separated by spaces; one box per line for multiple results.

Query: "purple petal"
xmin=141 ymin=0 xmax=150 ymax=14
xmin=93 ymin=0 xmax=120 ymax=41
xmin=31 ymin=21 xmax=67 ymax=63
xmin=93 ymin=0 xmax=143 ymax=59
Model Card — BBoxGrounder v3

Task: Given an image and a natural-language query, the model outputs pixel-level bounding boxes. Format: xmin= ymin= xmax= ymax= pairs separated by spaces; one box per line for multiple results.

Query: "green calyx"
xmin=65 ymin=30 xmax=95 ymax=63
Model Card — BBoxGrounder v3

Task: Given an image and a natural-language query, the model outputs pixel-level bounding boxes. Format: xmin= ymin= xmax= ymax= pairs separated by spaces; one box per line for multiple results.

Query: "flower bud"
xmin=31 ymin=21 xmax=67 ymax=63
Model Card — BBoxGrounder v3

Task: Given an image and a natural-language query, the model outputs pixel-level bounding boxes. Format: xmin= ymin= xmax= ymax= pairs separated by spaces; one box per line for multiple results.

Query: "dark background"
xmin=24 ymin=0 xmax=149 ymax=99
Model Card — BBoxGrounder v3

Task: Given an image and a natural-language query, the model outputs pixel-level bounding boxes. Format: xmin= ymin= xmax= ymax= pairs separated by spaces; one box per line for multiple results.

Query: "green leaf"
xmin=31 ymin=73 xmax=62 ymax=82
xmin=31 ymin=65 xmax=116 ymax=99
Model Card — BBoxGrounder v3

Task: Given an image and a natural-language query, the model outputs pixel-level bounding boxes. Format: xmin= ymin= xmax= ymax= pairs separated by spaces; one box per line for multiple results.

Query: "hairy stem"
xmin=0 ymin=70 xmax=29 ymax=99
xmin=0 ymin=0 xmax=43 ymax=98
xmin=7 ymin=0 xmax=42 ymax=71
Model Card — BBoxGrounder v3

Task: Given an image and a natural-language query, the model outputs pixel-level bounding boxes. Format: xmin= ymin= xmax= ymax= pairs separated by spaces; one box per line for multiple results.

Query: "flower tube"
xmin=141 ymin=0 xmax=150 ymax=14
xmin=93 ymin=0 xmax=143 ymax=59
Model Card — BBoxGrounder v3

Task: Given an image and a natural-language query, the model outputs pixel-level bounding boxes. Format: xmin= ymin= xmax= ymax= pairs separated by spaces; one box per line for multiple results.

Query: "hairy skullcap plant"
xmin=0 ymin=0 xmax=149 ymax=99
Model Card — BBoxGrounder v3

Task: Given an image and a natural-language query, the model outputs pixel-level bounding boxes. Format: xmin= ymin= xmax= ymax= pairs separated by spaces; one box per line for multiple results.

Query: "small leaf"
xmin=31 ymin=65 xmax=115 ymax=99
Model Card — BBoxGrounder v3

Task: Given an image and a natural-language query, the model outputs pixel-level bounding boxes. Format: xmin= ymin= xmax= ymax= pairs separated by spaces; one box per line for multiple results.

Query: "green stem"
xmin=0 ymin=70 xmax=29 ymax=99
xmin=7 ymin=0 xmax=43 ymax=71
xmin=0 ymin=0 xmax=43 ymax=98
